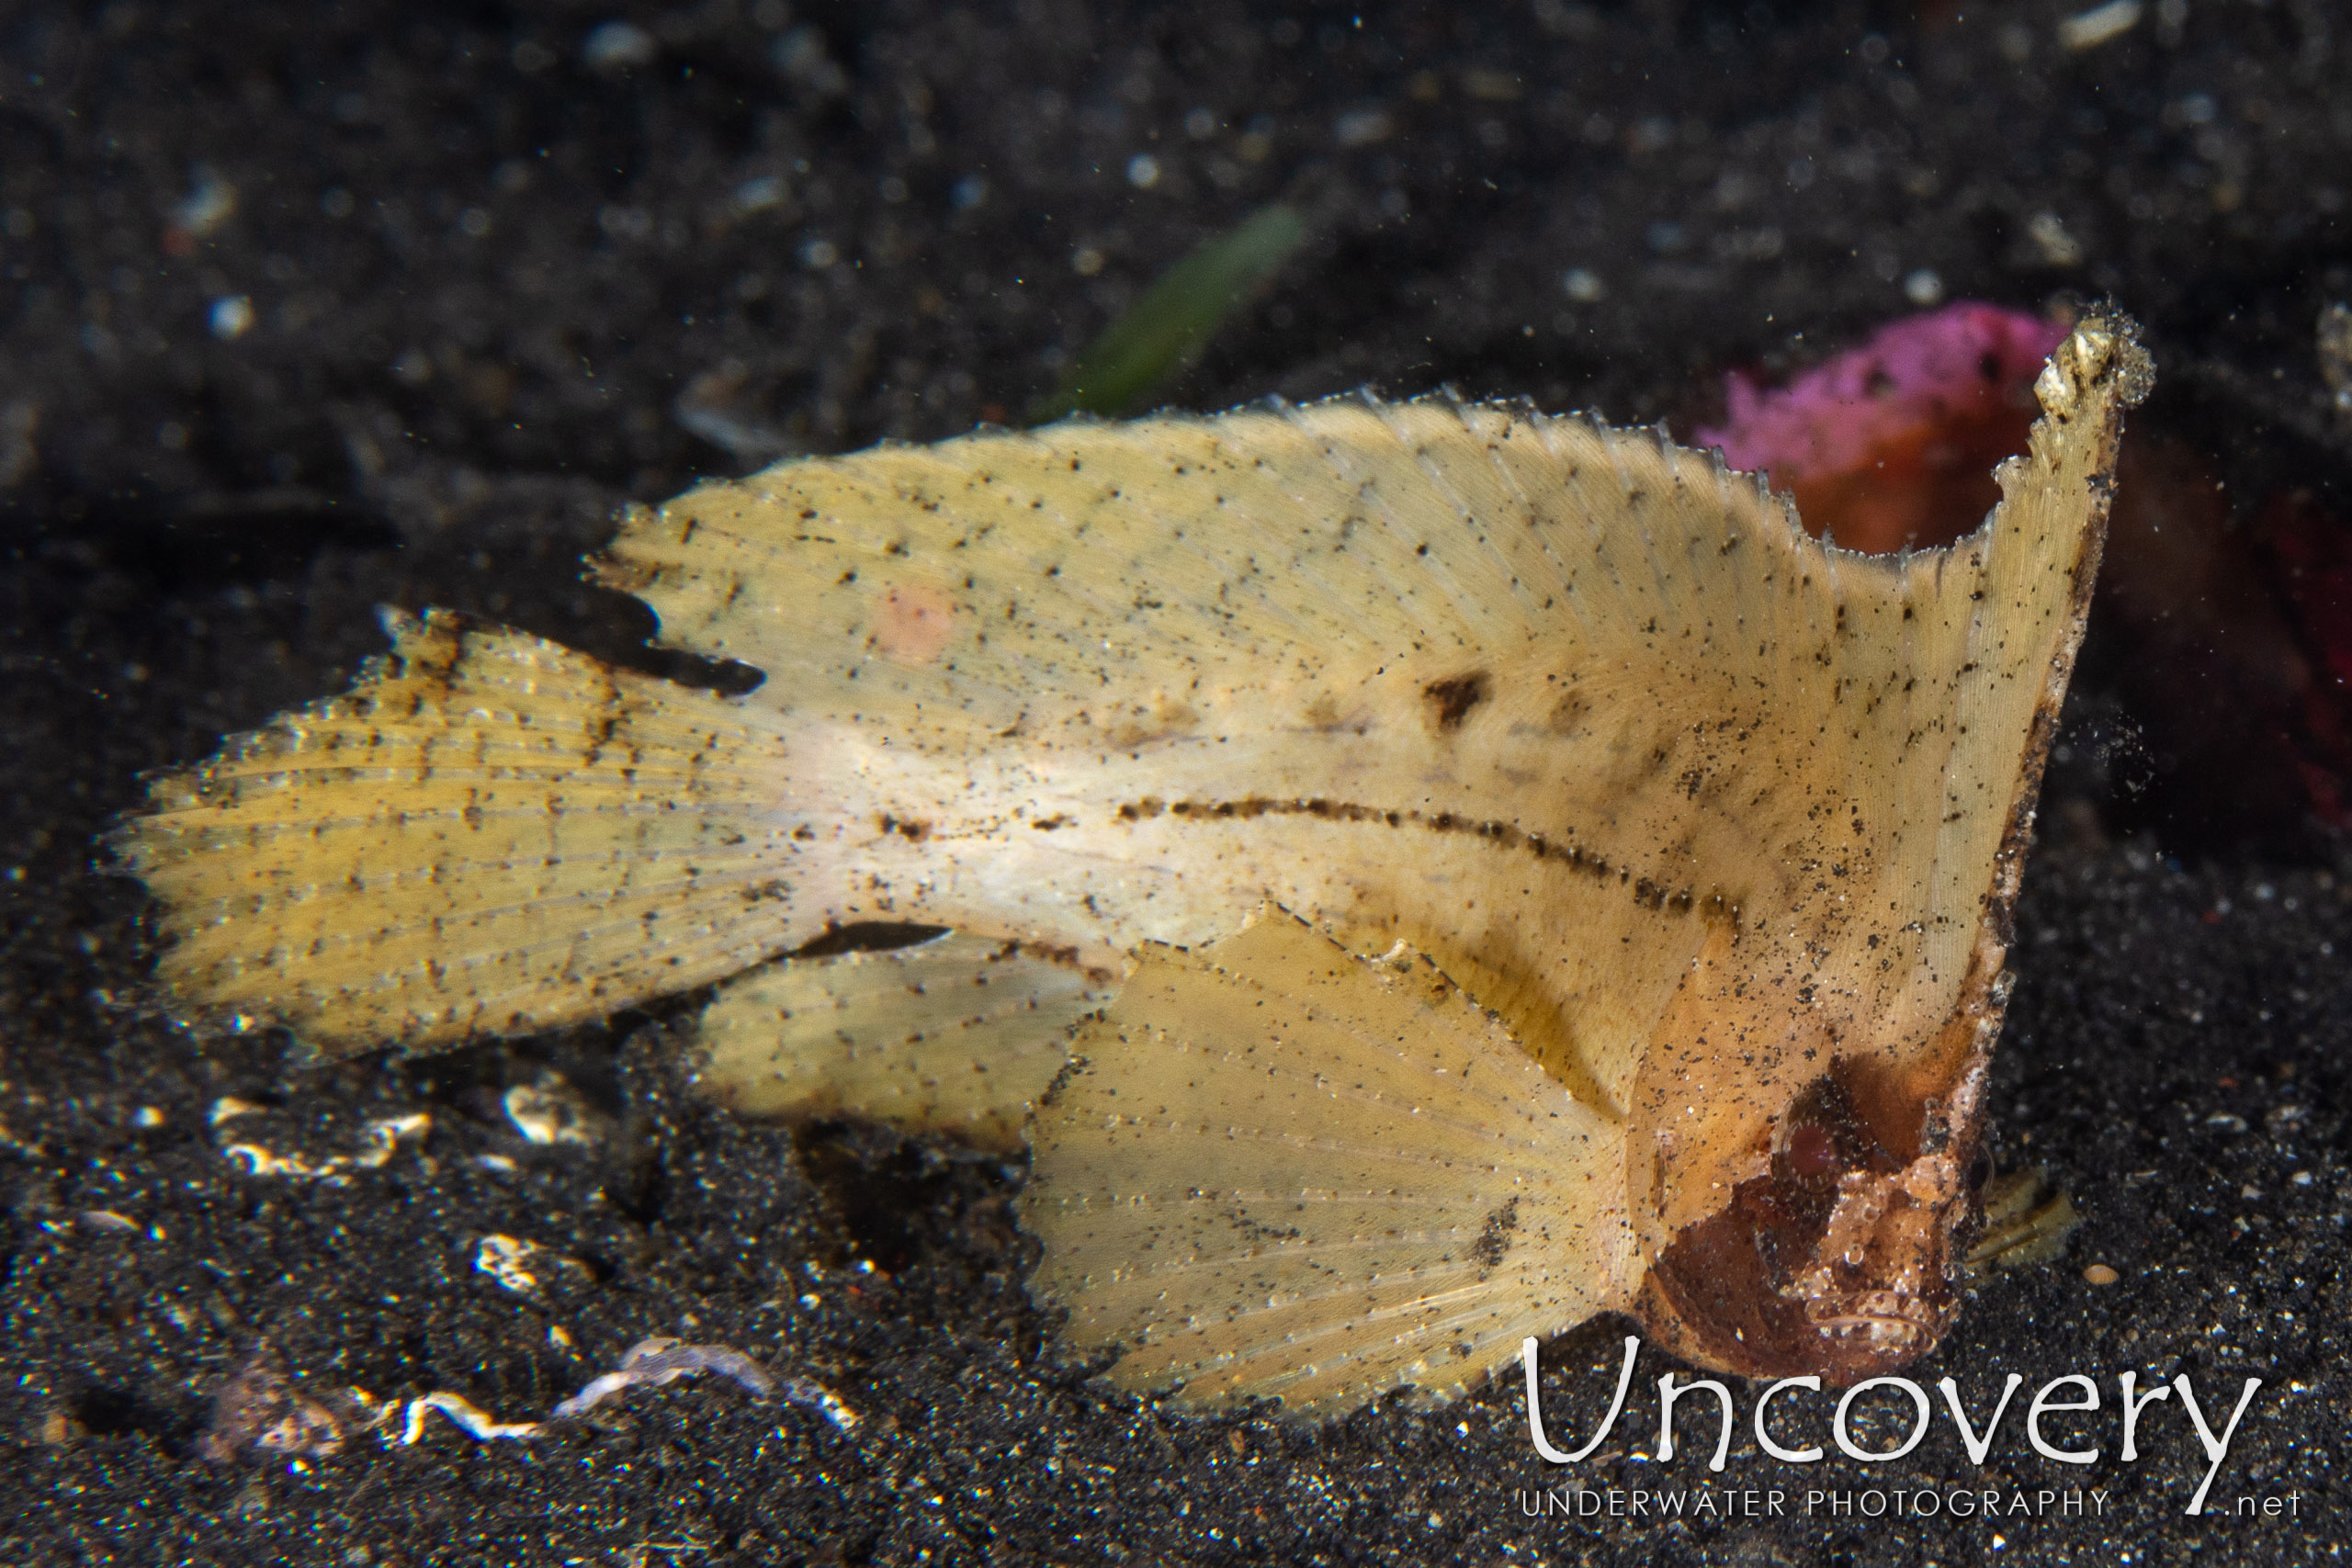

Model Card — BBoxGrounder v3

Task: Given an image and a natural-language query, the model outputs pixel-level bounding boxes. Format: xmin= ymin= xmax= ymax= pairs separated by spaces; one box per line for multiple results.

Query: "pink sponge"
xmin=1698 ymin=302 xmax=2064 ymax=482
xmin=1692 ymin=303 xmax=2066 ymax=555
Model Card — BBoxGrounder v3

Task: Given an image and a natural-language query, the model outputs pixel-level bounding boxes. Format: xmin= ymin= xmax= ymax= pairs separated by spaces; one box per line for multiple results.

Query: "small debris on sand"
xmin=391 ymin=1337 xmax=856 ymax=1447
xmin=199 ymin=1343 xmax=345 ymax=1463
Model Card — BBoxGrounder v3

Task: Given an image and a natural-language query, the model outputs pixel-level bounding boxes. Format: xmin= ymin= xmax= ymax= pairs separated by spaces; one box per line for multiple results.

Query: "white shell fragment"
xmin=2057 ymin=0 xmax=2143 ymax=51
xmin=216 ymin=1111 xmax=431 ymax=1183
xmin=474 ymin=1235 xmax=548 ymax=1295
xmin=501 ymin=1072 xmax=607 ymax=1147
xmin=2321 ymin=302 xmax=2351 ymax=425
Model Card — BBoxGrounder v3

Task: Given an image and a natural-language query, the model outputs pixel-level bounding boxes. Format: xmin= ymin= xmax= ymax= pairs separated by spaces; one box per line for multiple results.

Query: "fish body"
xmin=118 ymin=320 xmax=2150 ymax=1415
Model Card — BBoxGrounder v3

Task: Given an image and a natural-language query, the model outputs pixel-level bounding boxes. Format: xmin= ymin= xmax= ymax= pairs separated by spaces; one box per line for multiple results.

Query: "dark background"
xmin=2 ymin=1 xmax=2347 ymax=1562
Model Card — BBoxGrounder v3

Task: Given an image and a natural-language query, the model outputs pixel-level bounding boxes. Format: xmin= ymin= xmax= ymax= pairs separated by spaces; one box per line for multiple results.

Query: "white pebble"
xmin=1561 ymin=267 xmax=1606 ymax=303
xmin=582 ymin=20 xmax=657 ymax=72
xmin=2058 ymin=0 xmax=2143 ymax=51
xmin=209 ymin=296 xmax=254 ymax=340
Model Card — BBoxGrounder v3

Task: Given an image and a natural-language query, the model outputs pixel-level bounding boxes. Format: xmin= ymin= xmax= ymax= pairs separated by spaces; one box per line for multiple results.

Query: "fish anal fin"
xmin=692 ymin=931 xmax=1118 ymax=1151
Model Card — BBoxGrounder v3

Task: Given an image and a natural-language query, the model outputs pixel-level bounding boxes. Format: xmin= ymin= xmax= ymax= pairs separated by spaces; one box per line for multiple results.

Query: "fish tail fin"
xmin=114 ymin=609 xmax=806 ymax=1055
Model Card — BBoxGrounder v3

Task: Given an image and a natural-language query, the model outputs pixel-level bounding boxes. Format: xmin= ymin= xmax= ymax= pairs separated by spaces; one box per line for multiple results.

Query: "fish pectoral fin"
xmin=1021 ymin=907 xmax=1635 ymax=1419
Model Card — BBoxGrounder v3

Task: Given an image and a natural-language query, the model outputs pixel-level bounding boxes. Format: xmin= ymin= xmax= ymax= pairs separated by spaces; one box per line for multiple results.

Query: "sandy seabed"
xmin=1 ymin=2 xmax=2346 ymax=1562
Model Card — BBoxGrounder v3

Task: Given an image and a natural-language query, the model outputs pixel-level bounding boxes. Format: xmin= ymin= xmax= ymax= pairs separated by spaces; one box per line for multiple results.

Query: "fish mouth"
xmin=1798 ymin=1292 xmax=1944 ymax=1371
xmin=1804 ymin=1296 xmax=1940 ymax=1342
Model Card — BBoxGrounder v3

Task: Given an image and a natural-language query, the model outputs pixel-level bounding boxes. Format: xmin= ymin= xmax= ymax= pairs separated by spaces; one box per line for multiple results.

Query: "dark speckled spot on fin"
xmin=1422 ymin=671 xmax=1490 ymax=732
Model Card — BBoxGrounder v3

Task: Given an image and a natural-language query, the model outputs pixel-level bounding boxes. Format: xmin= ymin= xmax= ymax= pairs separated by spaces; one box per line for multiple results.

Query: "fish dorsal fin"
xmin=605 ymin=321 xmax=2141 ymax=1129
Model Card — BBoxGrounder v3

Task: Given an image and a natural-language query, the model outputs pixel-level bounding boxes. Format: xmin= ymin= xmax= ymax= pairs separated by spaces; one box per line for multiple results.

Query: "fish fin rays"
xmin=112 ymin=610 xmax=815 ymax=1055
xmin=1021 ymin=908 xmax=1636 ymax=1418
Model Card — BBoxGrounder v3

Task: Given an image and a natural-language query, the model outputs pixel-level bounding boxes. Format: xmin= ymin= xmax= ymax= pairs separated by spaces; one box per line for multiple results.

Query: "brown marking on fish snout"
xmin=1633 ymin=1048 xmax=1990 ymax=1384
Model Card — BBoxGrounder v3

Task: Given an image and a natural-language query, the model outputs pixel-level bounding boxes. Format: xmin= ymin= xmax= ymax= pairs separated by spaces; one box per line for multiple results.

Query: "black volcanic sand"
xmin=4 ymin=3 xmax=2349 ymax=1563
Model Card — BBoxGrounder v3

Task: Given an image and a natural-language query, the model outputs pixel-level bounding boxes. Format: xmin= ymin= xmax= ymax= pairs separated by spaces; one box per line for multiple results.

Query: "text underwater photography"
xmin=4 ymin=0 xmax=2350 ymax=1565
xmin=1511 ymin=1336 xmax=2298 ymax=1529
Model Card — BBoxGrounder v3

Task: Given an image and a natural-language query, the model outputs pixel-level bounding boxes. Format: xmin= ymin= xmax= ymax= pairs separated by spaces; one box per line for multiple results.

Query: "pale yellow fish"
xmin=116 ymin=318 xmax=2149 ymax=1415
